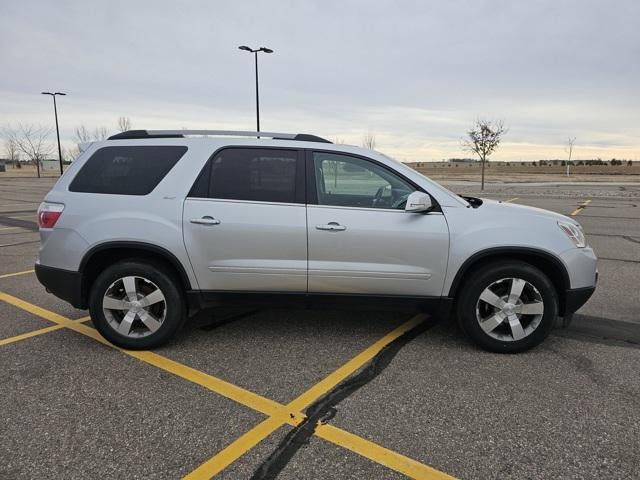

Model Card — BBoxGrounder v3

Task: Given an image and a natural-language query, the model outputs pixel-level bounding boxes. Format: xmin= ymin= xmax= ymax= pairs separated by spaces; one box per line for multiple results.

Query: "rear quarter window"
xmin=69 ymin=145 xmax=187 ymax=195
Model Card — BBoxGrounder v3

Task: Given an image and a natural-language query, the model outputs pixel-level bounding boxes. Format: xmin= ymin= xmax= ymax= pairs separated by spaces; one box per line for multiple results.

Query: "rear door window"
xmin=188 ymin=148 xmax=303 ymax=204
xmin=69 ymin=145 xmax=187 ymax=195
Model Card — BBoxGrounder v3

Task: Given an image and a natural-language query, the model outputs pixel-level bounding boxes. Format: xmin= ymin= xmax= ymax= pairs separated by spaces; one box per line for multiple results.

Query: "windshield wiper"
xmin=459 ymin=195 xmax=483 ymax=208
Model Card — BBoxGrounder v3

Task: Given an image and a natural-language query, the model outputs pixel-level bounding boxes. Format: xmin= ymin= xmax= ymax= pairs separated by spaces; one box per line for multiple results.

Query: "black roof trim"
xmin=108 ymin=130 xmax=184 ymax=140
xmin=292 ymin=134 xmax=332 ymax=143
xmin=271 ymin=134 xmax=332 ymax=143
xmin=108 ymin=130 xmax=332 ymax=143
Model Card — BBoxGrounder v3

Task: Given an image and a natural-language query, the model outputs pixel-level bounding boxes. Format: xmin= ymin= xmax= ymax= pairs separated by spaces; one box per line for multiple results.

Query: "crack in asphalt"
xmin=598 ymin=257 xmax=640 ymax=264
xmin=555 ymin=314 xmax=640 ymax=349
xmin=586 ymin=232 xmax=640 ymax=249
xmin=582 ymin=214 xmax=640 ymax=219
xmin=547 ymin=346 xmax=640 ymax=407
xmin=0 ymin=240 xmax=40 ymax=248
xmin=0 ymin=209 xmax=37 ymax=216
xmin=0 ymin=216 xmax=38 ymax=232
xmin=250 ymin=317 xmax=435 ymax=480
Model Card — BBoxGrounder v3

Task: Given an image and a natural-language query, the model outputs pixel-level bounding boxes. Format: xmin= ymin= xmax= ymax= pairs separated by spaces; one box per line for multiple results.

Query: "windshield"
xmin=377 ymin=153 xmax=471 ymax=207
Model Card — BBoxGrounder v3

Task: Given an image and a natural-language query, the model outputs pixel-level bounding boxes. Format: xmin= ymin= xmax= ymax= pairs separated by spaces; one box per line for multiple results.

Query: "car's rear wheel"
xmin=89 ymin=261 xmax=186 ymax=349
xmin=456 ymin=261 xmax=558 ymax=353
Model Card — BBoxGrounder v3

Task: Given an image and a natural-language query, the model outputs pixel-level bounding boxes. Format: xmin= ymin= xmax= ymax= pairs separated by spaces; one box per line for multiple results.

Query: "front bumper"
xmin=35 ymin=262 xmax=86 ymax=309
xmin=558 ymin=245 xmax=598 ymax=316
xmin=559 ymin=246 xmax=598 ymax=289
xmin=563 ymin=285 xmax=596 ymax=316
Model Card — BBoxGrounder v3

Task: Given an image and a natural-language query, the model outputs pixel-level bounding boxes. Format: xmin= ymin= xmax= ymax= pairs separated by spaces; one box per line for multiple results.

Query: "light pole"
xmin=238 ymin=46 xmax=273 ymax=132
xmin=41 ymin=91 xmax=66 ymax=175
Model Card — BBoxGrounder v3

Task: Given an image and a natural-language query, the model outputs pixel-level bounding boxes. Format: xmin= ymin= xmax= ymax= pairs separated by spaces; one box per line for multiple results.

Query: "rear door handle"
xmin=190 ymin=216 xmax=221 ymax=225
xmin=316 ymin=222 xmax=346 ymax=231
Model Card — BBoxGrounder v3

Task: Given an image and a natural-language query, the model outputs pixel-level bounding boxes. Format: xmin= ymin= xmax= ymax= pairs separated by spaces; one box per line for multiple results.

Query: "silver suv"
xmin=35 ymin=130 xmax=597 ymax=352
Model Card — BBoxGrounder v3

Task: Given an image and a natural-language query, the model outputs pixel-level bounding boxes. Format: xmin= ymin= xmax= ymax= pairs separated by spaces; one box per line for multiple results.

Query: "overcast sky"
xmin=1 ymin=0 xmax=638 ymax=161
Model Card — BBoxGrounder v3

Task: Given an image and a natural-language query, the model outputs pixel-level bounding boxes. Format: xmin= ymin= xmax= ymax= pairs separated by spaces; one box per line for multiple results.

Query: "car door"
xmin=306 ymin=150 xmax=449 ymax=297
xmin=183 ymin=147 xmax=307 ymax=292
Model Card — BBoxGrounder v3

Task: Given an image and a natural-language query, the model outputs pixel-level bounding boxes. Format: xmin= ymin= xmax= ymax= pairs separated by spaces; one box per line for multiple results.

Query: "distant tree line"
xmin=411 ymin=158 xmax=635 ymax=167
xmin=1 ymin=117 xmax=133 ymax=177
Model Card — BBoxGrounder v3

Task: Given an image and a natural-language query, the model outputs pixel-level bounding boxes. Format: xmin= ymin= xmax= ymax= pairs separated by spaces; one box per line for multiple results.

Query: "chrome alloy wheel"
xmin=102 ymin=276 xmax=166 ymax=338
xmin=475 ymin=277 xmax=544 ymax=342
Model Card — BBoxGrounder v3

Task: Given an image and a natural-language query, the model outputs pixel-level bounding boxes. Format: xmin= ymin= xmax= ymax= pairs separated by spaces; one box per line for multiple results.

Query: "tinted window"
xmin=70 ymin=146 xmax=187 ymax=195
xmin=191 ymin=148 xmax=299 ymax=203
xmin=313 ymin=152 xmax=415 ymax=209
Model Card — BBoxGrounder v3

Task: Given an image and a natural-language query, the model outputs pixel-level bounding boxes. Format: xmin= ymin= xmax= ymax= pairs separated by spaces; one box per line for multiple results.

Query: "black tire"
xmin=89 ymin=260 xmax=186 ymax=349
xmin=456 ymin=261 xmax=558 ymax=353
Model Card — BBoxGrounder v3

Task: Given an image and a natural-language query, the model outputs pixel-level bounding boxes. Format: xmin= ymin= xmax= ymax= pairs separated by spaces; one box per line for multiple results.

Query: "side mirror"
xmin=405 ymin=191 xmax=433 ymax=213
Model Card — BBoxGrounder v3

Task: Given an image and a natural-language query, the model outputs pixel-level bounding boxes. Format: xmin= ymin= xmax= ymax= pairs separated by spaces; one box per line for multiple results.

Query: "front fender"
xmin=442 ymin=204 xmax=573 ymax=296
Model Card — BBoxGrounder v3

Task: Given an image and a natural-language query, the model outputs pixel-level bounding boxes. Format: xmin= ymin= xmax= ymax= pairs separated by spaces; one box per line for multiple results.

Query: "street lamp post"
xmin=238 ymin=46 xmax=273 ymax=132
xmin=41 ymin=91 xmax=66 ymax=175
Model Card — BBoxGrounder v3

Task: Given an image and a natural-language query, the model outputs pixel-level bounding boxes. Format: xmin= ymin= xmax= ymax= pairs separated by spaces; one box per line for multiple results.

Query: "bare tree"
xmin=462 ymin=119 xmax=506 ymax=190
xmin=5 ymin=124 xmax=53 ymax=178
xmin=74 ymin=125 xmax=92 ymax=143
xmin=66 ymin=143 xmax=82 ymax=161
xmin=75 ymin=124 xmax=110 ymax=142
xmin=361 ymin=132 xmax=376 ymax=150
xmin=60 ymin=144 xmax=78 ymax=164
xmin=117 ymin=116 xmax=132 ymax=132
xmin=3 ymin=136 xmax=21 ymax=167
xmin=565 ymin=136 xmax=576 ymax=177
xmin=93 ymin=126 xmax=109 ymax=140
xmin=74 ymin=125 xmax=92 ymax=156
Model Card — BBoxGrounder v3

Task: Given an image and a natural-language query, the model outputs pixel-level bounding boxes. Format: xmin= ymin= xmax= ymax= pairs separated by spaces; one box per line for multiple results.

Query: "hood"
xmin=479 ymin=198 xmax=579 ymax=226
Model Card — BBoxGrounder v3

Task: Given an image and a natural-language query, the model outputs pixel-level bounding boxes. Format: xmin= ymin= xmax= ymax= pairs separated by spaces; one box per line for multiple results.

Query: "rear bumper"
xmin=563 ymin=285 xmax=596 ymax=316
xmin=35 ymin=263 xmax=86 ymax=309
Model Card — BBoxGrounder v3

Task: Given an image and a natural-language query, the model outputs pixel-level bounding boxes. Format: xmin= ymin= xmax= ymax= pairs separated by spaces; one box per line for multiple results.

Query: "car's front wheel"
xmin=456 ymin=261 xmax=558 ymax=353
xmin=89 ymin=261 xmax=186 ymax=349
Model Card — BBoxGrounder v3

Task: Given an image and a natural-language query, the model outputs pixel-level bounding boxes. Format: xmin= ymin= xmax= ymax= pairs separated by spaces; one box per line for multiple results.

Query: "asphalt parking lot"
xmin=1 ymin=177 xmax=639 ymax=479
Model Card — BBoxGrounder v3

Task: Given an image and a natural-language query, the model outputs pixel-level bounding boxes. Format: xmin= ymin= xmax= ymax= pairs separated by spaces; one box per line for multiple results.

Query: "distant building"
xmin=447 ymin=158 xmax=477 ymax=165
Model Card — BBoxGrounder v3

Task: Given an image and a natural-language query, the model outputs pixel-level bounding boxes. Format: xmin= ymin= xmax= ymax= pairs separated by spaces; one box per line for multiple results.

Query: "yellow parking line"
xmin=571 ymin=199 xmax=591 ymax=216
xmin=0 ymin=324 xmax=65 ymax=346
xmin=187 ymin=315 xmax=436 ymax=479
xmin=505 ymin=197 xmax=519 ymax=203
xmin=184 ymin=416 xmax=292 ymax=480
xmin=0 ymin=289 xmax=284 ymax=416
xmin=0 ymin=226 xmax=21 ymax=231
xmin=0 ymin=292 xmax=452 ymax=480
xmin=317 ymin=424 xmax=453 ymax=480
xmin=0 ymin=269 xmax=35 ymax=279
xmin=0 ymin=316 xmax=91 ymax=347
xmin=287 ymin=314 xmax=426 ymax=412
xmin=132 ymin=351 xmax=285 ymax=418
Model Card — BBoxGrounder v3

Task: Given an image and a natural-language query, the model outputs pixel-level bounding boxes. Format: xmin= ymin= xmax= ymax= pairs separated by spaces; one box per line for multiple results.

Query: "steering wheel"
xmin=391 ymin=192 xmax=411 ymax=209
xmin=372 ymin=185 xmax=386 ymax=208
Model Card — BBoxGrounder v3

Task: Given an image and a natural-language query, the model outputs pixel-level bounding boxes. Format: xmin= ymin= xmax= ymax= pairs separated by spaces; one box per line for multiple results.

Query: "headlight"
xmin=558 ymin=221 xmax=586 ymax=248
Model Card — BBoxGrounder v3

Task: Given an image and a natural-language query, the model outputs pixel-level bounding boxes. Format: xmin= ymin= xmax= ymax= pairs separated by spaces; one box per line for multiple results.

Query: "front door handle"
xmin=190 ymin=216 xmax=221 ymax=225
xmin=316 ymin=222 xmax=346 ymax=231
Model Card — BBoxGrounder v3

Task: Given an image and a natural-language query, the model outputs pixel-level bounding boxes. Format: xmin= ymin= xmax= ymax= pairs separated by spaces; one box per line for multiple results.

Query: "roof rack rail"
xmin=108 ymin=130 xmax=332 ymax=143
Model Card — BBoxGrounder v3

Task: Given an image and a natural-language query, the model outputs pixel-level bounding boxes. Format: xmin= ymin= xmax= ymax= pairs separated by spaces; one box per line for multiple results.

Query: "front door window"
xmin=312 ymin=152 xmax=416 ymax=209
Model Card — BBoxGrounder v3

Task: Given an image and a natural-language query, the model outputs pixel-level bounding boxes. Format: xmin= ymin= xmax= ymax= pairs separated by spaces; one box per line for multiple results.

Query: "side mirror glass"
xmin=405 ymin=191 xmax=433 ymax=213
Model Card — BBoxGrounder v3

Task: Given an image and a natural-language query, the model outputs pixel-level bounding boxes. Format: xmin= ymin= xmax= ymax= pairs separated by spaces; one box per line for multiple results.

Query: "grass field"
xmin=2 ymin=162 xmax=639 ymax=183
xmin=409 ymin=162 xmax=640 ymax=183
xmin=0 ymin=165 xmax=64 ymax=178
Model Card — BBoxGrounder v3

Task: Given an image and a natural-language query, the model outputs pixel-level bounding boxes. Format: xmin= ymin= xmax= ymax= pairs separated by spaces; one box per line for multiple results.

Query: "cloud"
xmin=1 ymin=0 xmax=638 ymax=160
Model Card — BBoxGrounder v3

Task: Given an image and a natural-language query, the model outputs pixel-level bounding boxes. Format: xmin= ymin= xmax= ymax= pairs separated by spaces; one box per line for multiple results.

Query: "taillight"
xmin=38 ymin=202 xmax=65 ymax=229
